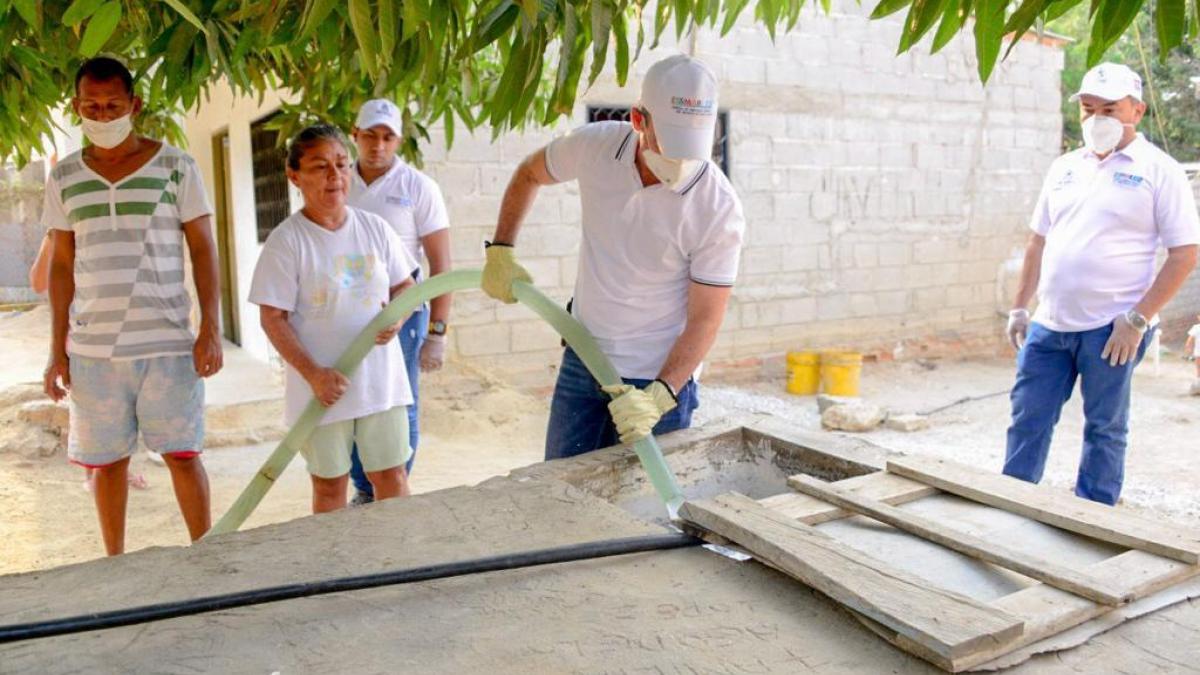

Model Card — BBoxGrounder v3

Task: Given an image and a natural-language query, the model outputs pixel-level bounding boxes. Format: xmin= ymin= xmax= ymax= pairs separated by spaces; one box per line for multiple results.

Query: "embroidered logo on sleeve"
xmin=1112 ymin=172 xmax=1145 ymax=188
xmin=1052 ymin=169 xmax=1075 ymax=190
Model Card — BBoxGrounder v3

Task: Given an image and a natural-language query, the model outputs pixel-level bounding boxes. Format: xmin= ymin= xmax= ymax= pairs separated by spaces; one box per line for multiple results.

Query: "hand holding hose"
xmin=602 ymin=380 xmax=678 ymax=445
xmin=481 ymin=243 xmax=532 ymax=304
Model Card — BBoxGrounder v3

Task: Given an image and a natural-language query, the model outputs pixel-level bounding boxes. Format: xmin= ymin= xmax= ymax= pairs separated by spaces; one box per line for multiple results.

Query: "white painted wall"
xmin=182 ymin=85 xmax=296 ymax=361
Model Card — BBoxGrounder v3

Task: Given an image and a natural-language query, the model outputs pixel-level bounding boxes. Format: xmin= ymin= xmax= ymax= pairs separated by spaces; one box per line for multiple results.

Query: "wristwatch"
xmin=1124 ymin=309 xmax=1148 ymax=332
xmin=429 ymin=320 xmax=448 ymax=336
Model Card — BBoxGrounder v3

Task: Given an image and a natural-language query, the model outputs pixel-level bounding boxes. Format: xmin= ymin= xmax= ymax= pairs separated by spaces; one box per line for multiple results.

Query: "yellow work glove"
xmin=601 ymin=380 xmax=678 ymax=445
xmin=481 ymin=243 xmax=532 ymax=304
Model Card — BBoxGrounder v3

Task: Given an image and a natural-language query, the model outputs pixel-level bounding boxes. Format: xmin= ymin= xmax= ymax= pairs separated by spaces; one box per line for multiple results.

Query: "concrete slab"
xmin=2 ymin=427 xmax=1199 ymax=674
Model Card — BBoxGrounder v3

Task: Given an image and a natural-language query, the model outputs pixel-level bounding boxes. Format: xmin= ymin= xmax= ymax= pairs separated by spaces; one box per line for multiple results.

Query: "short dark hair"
xmin=74 ymin=57 xmax=134 ymax=96
xmin=286 ymin=124 xmax=349 ymax=170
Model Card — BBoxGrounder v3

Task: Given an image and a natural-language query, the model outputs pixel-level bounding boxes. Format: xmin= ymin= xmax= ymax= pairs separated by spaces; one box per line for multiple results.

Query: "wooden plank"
xmin=679 ymin=492 xmax=1024 ymax=667
xmin=789 ymin=475 xmax=1132 ymax=606
xmin=887 ymin=456 xmax=1200 ymax=564
xmin=953 ymin=550 xmax=1200 ymax=671
xmin=758 ymin=471 xmax=938 ymax=524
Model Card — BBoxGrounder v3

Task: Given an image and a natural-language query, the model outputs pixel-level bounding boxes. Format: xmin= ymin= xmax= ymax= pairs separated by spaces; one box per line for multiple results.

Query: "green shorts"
xmin=302 ymin=406 xmax=411 ymax=479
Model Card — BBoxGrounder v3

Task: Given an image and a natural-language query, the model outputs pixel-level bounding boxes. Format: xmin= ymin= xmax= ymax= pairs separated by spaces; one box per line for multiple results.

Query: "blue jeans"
xmin=544 ymin=347 xmax=700 ymax=461
xmin=1004 ymin=321 xmax=1153 ymax=505
xmin=350 ymin=305 xmax=426 ymax=496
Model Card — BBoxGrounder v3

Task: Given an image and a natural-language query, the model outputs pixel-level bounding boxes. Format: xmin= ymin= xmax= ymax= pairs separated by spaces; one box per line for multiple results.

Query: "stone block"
xmin=821 ymin=402 xmax=886 ymax=432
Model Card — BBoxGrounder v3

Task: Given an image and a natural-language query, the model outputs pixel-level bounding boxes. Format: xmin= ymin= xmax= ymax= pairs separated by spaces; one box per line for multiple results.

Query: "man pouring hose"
xmin=482 ymin=54 xmax=745 ymax=460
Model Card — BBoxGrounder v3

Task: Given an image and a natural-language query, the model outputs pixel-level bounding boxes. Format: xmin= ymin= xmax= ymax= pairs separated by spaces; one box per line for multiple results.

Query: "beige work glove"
xmin=481 ymin=243 xmax=532 ymax=304
xmin=601 ymin=380 xmax=678 ymax=445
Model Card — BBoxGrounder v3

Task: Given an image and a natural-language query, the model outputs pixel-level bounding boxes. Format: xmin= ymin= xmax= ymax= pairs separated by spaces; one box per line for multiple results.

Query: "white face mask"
xmin=1081 ymin=114 xmax=1131 ymax=155
xmin=81 ymin=113 xmax=133 ymax=149
xmin=642 ymin=148 xmax=701 ymax=190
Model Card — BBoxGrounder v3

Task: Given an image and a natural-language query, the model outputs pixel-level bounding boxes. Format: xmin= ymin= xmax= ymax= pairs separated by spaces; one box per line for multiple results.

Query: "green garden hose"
xmin=205 ymin=270 xmax=684 ymax=537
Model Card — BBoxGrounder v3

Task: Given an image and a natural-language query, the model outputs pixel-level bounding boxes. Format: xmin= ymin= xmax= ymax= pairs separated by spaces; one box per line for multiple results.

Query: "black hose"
xmin=0 ymin=533 xmax=701 ymax=644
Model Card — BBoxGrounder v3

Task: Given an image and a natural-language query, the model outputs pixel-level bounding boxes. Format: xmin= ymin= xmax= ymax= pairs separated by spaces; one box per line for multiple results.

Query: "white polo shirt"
xmin=348 ymin=158 xmax=449 ymax=268
xmin=545 ymin=121 xmax=745 ymax=379
xmin=1030 ymin=134 xmax=1200 ymax=332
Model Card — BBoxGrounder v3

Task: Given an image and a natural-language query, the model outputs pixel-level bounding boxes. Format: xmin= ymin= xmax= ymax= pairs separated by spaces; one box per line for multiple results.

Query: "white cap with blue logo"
xmin=355 ymin=98 xmax=403 ymax=135
xmin=1070 ymin=63 xmax=1143 ymax=102
xmin=639 ymin=54 xmax=718 ymax=161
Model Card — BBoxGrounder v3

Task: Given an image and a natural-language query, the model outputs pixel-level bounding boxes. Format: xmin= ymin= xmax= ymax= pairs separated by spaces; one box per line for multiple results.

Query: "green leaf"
xmin=379 ymin=0 xmax=396 ymax=60
xmin=1001 ymin=0 xmax=1051 ymax=60
xmin=674 ymin=0 xmax=690 ymax=38
xmin=299 ymin=0 xmax=338 ymax=40
xmin=589 ymin=0 xmax=613 ymax=85
xmin=870 ymin=0 xmax=914 ymax=20
xmin=12 ymin=0 xmax=40 ymax=30
xmin=931 ymin=0 xmax=972 ymax=53
xmin=720 ymin=0 xmax=752 ymax=35
xmin=973 ymin=0 xmax=1006 ymax=82
xmin=348 ymin=0 xmax=380 ymax=80
xmin=1155 ymin=0 xmax=1186 ymax=53
xmin=473 ymin=1 xmax=519 ymax=50
xmin=1085 ymin=0 xmax=1141 ymax=65
xmin=899 ymin=0 xmax=951 ymax=52
xmin=79 ymin=1 xmax=122 ymax=57
xmin=1044 ymin=0 xmax=1084 ymax=22
xmin=613 ymin=8 xmax=630 ymax=86
xmin=160 ymin=0 xmax=209 ymax=35
xmin=62 ymin=0 xmax=104 ymax=26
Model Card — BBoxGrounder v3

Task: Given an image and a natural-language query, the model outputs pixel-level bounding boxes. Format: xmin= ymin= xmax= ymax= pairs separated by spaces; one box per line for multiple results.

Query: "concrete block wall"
xmin=423 ymin=0 xmax=1065 ymax=373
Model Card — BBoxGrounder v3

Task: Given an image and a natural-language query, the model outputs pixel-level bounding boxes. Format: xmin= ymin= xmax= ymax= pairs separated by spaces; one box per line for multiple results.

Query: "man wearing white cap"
xmin=345 ymin=99 xmax=452 ymax=504
xmin=482 ymin=54 xmax=745 ymax=460
xmin=1004 ymin=62 xmax=1199 ymax=505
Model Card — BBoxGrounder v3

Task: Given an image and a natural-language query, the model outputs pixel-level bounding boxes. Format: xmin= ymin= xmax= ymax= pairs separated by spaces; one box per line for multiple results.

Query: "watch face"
xmin=430 ymin=320 xmax=447 ymax=335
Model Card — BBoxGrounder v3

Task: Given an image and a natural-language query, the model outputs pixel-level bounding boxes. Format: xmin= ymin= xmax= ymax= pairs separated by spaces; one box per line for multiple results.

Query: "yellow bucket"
xmin=820 ymin=351 xmax=863 ymax=397
xmin=785 ymin=351 xmax=821 ymax=395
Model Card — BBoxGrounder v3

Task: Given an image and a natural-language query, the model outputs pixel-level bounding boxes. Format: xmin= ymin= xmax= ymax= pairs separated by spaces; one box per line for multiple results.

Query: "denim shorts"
xmin=68 ymin=354 xmax=204 ymax=467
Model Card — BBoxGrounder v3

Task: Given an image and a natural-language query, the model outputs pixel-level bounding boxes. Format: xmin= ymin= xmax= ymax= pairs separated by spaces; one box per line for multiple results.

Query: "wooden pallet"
xmin=679 ymin=455 xmax=1200 ymax=672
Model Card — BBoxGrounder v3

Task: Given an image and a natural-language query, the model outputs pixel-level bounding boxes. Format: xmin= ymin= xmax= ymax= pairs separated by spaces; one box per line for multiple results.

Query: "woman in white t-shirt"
xmin=249 ymin=125 xmax=420 ymax=512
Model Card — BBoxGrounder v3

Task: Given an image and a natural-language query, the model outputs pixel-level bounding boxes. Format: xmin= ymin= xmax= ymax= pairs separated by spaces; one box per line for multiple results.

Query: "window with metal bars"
xmin=250 ymin=113 xmax=291 ymax=243
xmin=585 ymin=105 xmax=730 ymax=176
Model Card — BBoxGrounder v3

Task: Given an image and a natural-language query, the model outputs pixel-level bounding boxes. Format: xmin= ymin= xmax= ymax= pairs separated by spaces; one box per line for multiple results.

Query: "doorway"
xmin=211 ymin=132 xmax=241 ymax=345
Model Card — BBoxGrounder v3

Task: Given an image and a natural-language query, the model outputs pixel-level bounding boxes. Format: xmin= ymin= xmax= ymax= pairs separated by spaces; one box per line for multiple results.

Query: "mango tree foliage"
xmin=874 ymin=0 xmax=1200 ymax=83
xmin=2 ymin=0 xmax=1196 ymax=167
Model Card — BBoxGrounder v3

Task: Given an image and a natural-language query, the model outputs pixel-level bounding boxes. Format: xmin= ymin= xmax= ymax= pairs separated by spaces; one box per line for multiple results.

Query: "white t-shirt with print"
xmin=348 ymin=159 xmax=449 ymax=267
xmin=1030 ymin=135 xmax=1200 ymax=332
xmin=248 ymin=207 xmax=418 ymax=426
xmin=544 ymin=121 xmax=745 ymax=379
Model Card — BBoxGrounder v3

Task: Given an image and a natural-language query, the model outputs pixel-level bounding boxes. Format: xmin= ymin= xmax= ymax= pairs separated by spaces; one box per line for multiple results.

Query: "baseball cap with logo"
xmin=639 ymin=54 xmax=718 ymax=161
xmin=355 ymin=98 xmax=403 ymax=135
xmin=1069 ymin=63 xmax=1143 ymax=102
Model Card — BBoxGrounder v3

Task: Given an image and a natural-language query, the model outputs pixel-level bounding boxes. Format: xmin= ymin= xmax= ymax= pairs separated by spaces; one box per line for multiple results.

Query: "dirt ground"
xmin=2 ymin=331 xmax=1198 ymax=576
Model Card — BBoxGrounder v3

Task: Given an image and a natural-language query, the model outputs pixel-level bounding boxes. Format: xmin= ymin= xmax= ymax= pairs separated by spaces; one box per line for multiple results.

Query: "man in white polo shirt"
xmin=345 ymin=99 xmax=452 ymax=504
xmin=482 ymin=54 xmax=745 ymax=460
xmin=1004 ymin=63 xmax=1199 ymax=505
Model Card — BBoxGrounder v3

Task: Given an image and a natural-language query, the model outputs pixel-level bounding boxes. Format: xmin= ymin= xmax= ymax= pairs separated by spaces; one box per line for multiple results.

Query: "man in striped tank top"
xmin=42 ymin=57 xmax=223 ymax=556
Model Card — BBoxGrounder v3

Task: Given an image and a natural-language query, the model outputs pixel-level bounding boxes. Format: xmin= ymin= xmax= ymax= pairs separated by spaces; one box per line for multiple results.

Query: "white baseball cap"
xmin=355 ymin=98 xmax=403 ymax=134
xmin=639 ymin=54 xmax=718 ymax=161
xmin=1070 ymin=63 xmax=1143 ymax=102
